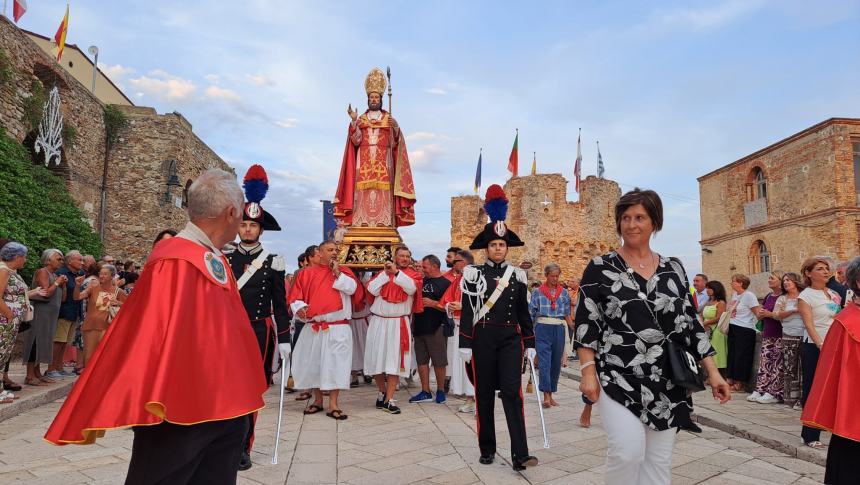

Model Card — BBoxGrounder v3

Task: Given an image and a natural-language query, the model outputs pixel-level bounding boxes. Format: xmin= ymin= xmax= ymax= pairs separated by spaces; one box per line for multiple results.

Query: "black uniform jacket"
xmin=226 ymin=244 xmax=290 ymax=343
xmin=459 ymin=260 xmax=534 ymax=349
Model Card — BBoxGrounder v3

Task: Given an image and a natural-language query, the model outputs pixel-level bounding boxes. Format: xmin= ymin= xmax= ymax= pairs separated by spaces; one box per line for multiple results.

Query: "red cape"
xmin=801 ymin=303 xmax=860 ymax=442
xmin=440 ymin=274 xmax=462 ymax=319
xmin=45 ymin=237 xmax=266 ymax=445
xmin=333 ymin=110 xmax=416 ymax=227
xmin=372 ymin=268 xmax=423 ymax=314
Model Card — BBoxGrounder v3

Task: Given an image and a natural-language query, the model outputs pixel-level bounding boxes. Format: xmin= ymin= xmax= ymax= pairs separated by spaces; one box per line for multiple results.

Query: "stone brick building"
xmin=450 ymin=173 xmax=621 ymax=283
xmin=0 ymin=17 xmax=231 ymax=264
xmin=698 ymin=118 xmax=860 ymax=296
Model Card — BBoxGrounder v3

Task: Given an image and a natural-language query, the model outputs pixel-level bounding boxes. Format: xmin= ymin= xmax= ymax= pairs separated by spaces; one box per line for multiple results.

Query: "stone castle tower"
xmin=450 ymin=174 xmax=621 ymax=282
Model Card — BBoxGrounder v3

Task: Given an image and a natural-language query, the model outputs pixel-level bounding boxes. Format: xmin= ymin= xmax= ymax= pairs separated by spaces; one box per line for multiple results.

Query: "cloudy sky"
xmin=13 ymin=0 xmax=860 ymax=274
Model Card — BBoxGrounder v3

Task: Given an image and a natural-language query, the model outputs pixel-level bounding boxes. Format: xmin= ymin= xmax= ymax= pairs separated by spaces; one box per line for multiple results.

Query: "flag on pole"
xmin=574 ymin=128 xmax=582 ymax=193
xmin=474 ymin=148 xmax=482 ymax=194
xmin=507 ymin=129 xmax=518 ymax=177
xmin=13 ymin=0 xmax=27 ymax=23
xmin=54 ymin=5 xmax=69 ymax=62
xmin=597 ymin=141 xmax=605 ymax=178
xmin=531 ymin=152 xmax=536 ymax=175
xmin=322 ymin=200 xmax=336 ymax=240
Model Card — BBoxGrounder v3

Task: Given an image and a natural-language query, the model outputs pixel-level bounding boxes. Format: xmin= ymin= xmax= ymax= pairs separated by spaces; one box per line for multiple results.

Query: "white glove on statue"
xmin=278 ymin=343 xmax=291 ymax=360
xmin=458 ymin=348 xmax=472 ymax=363
xmin=525 ymin=348 xmax=537 ymax=362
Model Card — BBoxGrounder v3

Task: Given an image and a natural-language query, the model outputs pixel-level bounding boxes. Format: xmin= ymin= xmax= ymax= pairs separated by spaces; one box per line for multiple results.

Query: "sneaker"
xmin=45 ymin=371 xmax=65 ymax=379
xmin=435 ymin=389 xmax=447 ymax=404
xmin=746 ymin=391 xmax=762 ymax=402
xmin=459 ymin=400 xmax=476 ymax=413
xmin=382 ymin=400 xmax=401 ymax=414
xmin=350 ymin=378 xmax=359 ymax=388
xmin=61 ymin=369 xmax=76 ymax=377
xmin=409 ymin=390 xmax=434 ymax=403
xmin=375 ymin=392 xmax=385 ymax=409
xmin=756 ymin=393 xmax=779 ymax=404
xmin=792 ymin=401 xmax=802 ymax=411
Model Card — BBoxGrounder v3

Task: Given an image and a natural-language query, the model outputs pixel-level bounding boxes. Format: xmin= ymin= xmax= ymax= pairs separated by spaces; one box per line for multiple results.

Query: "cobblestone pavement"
xmin=0 ymin=368 xmax=826 ymax=484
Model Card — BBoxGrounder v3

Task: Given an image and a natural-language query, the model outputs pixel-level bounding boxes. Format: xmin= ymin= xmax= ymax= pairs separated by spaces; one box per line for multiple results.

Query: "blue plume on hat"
xmin=243 ymin=164 xmax=269 ymax=203
xmin=484 ymin=184 xmax=508 ymax=222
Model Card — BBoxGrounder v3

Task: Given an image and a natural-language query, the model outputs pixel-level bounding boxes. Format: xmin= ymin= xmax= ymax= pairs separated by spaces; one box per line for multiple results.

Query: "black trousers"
xmin=471 ymin=324 xmax=529 ymax=459
xmin=125 ymin=416 xmax=248 ymax=485
xmin=243 ymin=319 xmax=274 ymax=453
xmin=825 ymin=434 xmax=860 ymax=484
xmin=800 ymin=342 xmax=821 ymax=443
xmin=727 ymin=324 xmax=756 ymax=382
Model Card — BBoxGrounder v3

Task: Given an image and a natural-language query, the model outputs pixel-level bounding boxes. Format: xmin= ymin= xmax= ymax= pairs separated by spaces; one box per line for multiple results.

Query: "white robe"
xmin=349 ymin=306 xmax=370 ymax=372
xmin=446 ymin=317 xmax=474 ymax=396
xmin=290 ymin=273 xmax=357 ymax=390
xmin=364 ymin=271 xmax=416 ymax=377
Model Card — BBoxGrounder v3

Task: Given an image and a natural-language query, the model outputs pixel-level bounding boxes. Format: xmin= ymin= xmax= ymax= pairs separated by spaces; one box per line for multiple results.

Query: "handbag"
xmin=717 ymin=300 xmax=736 ymax=335
xmin=665 ymin=338 xmax=706 ymax=392
xmin=106 ymin=288 xmax=121 ymax=325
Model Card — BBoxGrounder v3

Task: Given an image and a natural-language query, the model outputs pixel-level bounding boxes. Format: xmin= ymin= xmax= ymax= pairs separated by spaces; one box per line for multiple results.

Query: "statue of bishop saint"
xmin=334 ymin=68 xmax=416 ymax=228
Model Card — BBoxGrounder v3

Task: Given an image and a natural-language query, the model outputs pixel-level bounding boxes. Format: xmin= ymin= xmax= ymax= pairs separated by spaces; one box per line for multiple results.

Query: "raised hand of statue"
xmin=347 ymin=103 xmax=358 ymax=121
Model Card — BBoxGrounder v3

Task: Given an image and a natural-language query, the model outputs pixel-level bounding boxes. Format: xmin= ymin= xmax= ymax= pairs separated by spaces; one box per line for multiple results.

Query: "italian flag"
xmin=507 ymin=130 xmax=518 ymax=177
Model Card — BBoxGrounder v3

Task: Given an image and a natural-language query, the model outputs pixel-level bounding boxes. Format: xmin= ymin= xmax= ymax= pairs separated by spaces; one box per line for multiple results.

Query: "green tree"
xmin=0 ymin=127 xmax=101 ymax=281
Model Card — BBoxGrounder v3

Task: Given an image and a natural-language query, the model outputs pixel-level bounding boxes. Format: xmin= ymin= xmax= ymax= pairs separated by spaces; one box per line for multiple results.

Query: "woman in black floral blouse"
xmin=574 ymin=189 xmax=731 ymax=485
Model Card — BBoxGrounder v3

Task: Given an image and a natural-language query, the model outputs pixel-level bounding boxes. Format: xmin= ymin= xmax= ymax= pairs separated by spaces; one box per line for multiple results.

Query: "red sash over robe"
xmin=45 ymin=237 xmax=266 ymax=445
xmin=440 ymin=274 xmax=463 ymax=319
xmin=801 ymin=303 xmax=860 ymax=442
xmin=287 ymin=264 xmax=360 ymax=331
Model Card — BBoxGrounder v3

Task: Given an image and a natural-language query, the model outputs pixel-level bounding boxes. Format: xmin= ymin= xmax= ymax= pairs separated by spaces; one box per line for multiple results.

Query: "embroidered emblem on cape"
xmin=493 ymin=221 xmax=507 ymax=238
xmin=204 ymin=252 xmax=228 ymax=285
xmin=245 ymin=202 xmax=261 ymax=219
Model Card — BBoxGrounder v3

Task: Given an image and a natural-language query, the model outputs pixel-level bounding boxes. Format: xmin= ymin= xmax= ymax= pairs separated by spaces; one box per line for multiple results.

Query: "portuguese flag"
xmin=507 ymin=129 xmax=518 ymax=177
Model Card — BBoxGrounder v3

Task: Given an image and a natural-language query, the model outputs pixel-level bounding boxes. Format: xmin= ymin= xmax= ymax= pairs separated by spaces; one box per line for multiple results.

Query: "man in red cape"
xmin=45 ymin=169 xmax=266 ymax=485
xmin=334 ymin=67 xmax=416 ymax=228
xmin=287 ymin=240 xmax=362 ymax=419
xmin=364 ymin=246 xmax=423 ymax=414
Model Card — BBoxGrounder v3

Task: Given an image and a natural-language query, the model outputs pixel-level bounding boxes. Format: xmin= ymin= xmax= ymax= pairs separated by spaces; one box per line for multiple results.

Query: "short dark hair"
xmin=124 ymin=261 xmax=135 ymax=271
xmin=422 ymin=254 xmax=441 ymax=268
xmin=614 ymin=188 xmax=663 ymax=235
xmin=695 ymin=273 xmax=708 ymax=282
xmin=318 ymin=239 xmax=337 ymax=249
xmin=297 ymin=254 xmax=307 ymax=265
xmin=844 ymin=257 xmax=860 ymax=297
xmin=304 ymin=245 xmax=319 ymax=258
xmin=395 ymin=245 xmax=411 ymax=256
xmin=457 ymin=249 xmax=474 ymax=264
xmin=446 ymin=247 xmax=462 ymax=254
xmin=153 ymin=229 xmax=177 ymax=245
xmin=705 ymin=280 xmax=727 ymax=303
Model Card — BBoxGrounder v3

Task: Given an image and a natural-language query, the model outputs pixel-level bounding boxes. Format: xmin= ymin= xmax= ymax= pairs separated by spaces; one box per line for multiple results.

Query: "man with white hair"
xmin=46 ymin=169 xmax=267 ymax=485
xmin=46 ymin=250 xmax=84 ymax=378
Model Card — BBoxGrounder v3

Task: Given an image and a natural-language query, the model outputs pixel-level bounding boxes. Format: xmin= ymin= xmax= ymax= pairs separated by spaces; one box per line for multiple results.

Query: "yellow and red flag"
xmin=54 ymin=5 xmax=69 ymax=62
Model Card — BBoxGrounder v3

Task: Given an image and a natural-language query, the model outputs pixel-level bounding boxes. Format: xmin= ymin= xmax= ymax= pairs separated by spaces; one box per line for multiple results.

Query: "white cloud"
xmin=407 ymin=131 xmax=442 ymax=142
xmin=410 ymin=144 xmax=445 ymax=169
xmin=270 ymin=169 xmax=312 ymax=182
xmin=204 ymin=74 xmax=220 ymax=83
xmin=275 ymin=118 xmax=300 ymax=129
xmin=647 ymin=0 xmax=766 ymax=31
xmin=204 ymin=85 xmax=241 ymax=102
xmin=246 ymin=74 xmax=275 ymax=86
xmin=128 ymin=70 xmax=197 ymax=102
xmin=426 ymin=87 xmax=447 ymax=95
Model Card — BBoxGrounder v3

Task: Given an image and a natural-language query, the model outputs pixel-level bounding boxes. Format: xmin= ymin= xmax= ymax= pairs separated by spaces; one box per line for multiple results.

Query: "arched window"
xmin=182 ymin=179 xmax=193 ymax=208
xmin=754 ymin=168 xmax=767 ymax=200
xmin=749 ymin=240 xmax=771 ymax=273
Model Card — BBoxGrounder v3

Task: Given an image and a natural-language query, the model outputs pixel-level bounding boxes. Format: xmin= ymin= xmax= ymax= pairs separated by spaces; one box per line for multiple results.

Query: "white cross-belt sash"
xmin=474 ymin=265 xmax=515 ymax=324
xmin=236 ymin=249 xmax=270 ymax=290
xmin=536 ymin=317 xmax=566 ymax=325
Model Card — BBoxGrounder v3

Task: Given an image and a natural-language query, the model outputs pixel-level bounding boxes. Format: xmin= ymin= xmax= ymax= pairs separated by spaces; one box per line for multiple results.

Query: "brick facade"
xmin=450 ymin=174 xmax=621 ymax=283
xmin=0 ymin=17 xmax=232 ymax=265
xmin=698 ymin=118 xmax=860 ymax=296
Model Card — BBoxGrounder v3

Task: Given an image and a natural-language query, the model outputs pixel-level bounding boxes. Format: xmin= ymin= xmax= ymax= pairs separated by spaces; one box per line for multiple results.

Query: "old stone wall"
xmin=699 ymin=119 xmax=860 ymax=296
xmin=0 ymin=17 xmax=232 ymax=265
xmin=451 ymin=174 xmax=620 ymax=283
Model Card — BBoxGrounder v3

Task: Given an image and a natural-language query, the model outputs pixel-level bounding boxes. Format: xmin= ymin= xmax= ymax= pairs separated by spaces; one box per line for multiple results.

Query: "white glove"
xmin=458 ymin=348 xmax=472 ymax=363
xmin=525 ymin=348 xmax=537 ymax=362
xmin=278 ymin=343 xmax=291 ymax=360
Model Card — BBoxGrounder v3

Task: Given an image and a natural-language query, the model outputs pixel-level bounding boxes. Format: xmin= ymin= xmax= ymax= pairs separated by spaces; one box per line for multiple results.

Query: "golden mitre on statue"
xmin=364 ymin=67 xmax=387 ymax=96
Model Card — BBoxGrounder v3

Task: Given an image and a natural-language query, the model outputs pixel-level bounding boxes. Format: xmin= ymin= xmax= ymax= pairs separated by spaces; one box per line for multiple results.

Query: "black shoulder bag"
xmin=665 ymin=338 xmax=706 ymax=392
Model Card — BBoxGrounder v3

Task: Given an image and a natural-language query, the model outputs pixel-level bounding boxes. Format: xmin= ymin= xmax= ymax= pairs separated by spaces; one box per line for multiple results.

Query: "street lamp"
xmin=162 ymin=160 xmax=181 ymax=206
xmin=87 ymin=45 xmax=99 ymax=94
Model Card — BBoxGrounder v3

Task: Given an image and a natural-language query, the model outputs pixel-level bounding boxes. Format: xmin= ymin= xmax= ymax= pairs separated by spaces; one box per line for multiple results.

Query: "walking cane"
xmin=271 ymin=359 xmax=287 ymax=464
xmin=526 ymin=354 xmax=550 ymax=448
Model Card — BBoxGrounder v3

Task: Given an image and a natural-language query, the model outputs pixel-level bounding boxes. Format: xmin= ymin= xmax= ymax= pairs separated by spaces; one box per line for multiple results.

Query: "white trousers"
xmin=596 ymin=394 xmax=677 ymax=485
xmin=292 ymin=324 xmax=353 ymax=391
xmin=446 ymin=325 xmax=474 ymax=396
xmin=349 ymin=317 xmax=369 ymax=372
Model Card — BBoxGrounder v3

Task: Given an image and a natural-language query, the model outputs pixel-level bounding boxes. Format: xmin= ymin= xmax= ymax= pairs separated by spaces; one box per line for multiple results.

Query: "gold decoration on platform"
xmin=337 ymin=225 xmax=402 ymax=270
xmin=364 ymin=67 xmax=387 ymax=96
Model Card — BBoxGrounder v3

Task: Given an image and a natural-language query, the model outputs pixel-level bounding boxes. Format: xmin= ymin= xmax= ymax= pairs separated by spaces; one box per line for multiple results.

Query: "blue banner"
xmin=322 ymin=200 xmax=336 ymax=241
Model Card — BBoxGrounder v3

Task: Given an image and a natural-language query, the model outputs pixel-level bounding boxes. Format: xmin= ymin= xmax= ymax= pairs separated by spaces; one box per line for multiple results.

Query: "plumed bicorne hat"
xmin=468 ymin=184 xmax=524 ymax=250
xmin=242 ymin=164 xmax=281 ymax=231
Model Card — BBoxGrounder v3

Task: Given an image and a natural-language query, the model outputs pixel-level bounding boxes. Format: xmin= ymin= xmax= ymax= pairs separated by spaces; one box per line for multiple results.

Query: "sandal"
xmin=805 ymin=441 xmax=826 ymax=450
xmin=3 ymin=380 xmax=22 ymax=392
xmin=39 ymin=376 xmax=55 ymax=384
xmin=295 ymin=391 xmax=312 ymax=401
xmin=25 ymin=378 xmax=45 ymax=386
xmin=303 ymin=404 xmax=324 ymax=415
xmin=326 ymin=409 xmax=348 ymax=420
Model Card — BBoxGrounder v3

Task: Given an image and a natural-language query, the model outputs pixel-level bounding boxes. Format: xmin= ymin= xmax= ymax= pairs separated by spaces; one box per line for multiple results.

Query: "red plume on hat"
xmin=241 ymin=164 xmax=281 ymax=231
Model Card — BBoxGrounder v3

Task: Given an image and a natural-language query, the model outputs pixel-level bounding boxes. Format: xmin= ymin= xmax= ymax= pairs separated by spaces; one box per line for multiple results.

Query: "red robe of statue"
xmin=801 ymin=303 xmax=860 ymax=442
xmin=334 ymin=109 xmax=416 ymax=227
xmin=45 ymin=237 xmax=266 ymax=445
